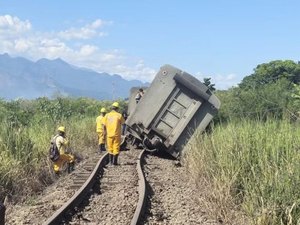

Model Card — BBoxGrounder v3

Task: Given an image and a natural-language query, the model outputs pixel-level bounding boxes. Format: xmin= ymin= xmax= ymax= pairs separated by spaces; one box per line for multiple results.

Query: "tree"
xmin=215 ymin=60 xmax=300 ymax=121
xmin=203 ymin=77 xmax=216 ymax=91
xmin=239 ymin=60 xmax=300 ymax=90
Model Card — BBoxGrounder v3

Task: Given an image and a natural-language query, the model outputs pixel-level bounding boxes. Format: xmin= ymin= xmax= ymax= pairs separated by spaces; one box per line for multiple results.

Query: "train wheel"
xmin=142 ymin=137 xmax=157 ymax=153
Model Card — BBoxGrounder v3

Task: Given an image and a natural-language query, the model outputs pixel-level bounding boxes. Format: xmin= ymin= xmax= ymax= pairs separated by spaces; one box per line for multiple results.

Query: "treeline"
xmin=0 ymin=97 xmax=127 ymax=126
xmin=214 ymin=60 xmax=300 ymax=122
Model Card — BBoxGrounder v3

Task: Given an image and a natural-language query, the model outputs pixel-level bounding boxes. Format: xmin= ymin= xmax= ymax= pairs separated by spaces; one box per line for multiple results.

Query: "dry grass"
xmin=184 ymin=119 xmax=300 ymax=225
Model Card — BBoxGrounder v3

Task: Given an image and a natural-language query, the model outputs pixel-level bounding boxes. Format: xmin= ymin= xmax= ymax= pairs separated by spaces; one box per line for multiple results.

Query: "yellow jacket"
xmin=55 ymin=135 xmax=69 ymax=154
xmin=96 ymin=115 xmax=105 ymax=133
xmin=103 ymin=110 xmax=125 ymax=138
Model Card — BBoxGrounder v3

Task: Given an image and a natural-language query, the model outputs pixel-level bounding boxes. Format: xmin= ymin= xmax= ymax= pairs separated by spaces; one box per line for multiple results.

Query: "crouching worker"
xmin=96 ymin=107 xmax=107 ymax=153
xmin=52 ymin=126 xmax=75 ymax=174
xmin=103 ymin=102 xmax=125 ymax=166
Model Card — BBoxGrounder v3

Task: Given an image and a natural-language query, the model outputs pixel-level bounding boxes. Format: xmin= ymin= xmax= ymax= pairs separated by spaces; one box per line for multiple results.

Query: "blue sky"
xmin=0 ymin=0 xmax=299 ymax=89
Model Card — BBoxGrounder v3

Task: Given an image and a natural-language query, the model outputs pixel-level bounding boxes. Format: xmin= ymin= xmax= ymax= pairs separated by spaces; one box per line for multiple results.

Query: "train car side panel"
xmin=125 ymin=64 xmax=221 ymax=158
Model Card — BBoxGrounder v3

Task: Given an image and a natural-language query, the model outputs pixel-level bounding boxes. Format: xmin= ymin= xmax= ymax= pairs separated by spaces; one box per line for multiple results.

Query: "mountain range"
xmin=0 ymin=53 xmax=148 ymax=100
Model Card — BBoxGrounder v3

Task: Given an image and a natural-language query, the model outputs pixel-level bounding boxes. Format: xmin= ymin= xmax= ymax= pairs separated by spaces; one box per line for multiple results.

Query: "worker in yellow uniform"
xmin=53 ymin=126 xmax=75 ymax=174
xmin=96 ymin=107 xmax=107 ymax=153
xmin=103 ymin=102 xmax=125 ymax=165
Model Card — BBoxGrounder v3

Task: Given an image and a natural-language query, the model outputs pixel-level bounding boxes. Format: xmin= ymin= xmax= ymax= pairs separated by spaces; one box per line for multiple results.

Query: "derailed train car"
xmin=125 ymin=64 xmax=221 ymax=158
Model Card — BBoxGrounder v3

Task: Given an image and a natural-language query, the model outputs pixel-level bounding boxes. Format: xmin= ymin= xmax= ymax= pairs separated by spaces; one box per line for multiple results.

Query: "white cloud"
xmin=0 ymin=15 xmax=155 ymax=82
xmin=38 ymin=38 xmax=71 ymax=57
xmin=58 ymin=19 xmax=110 ymax=40
xmin=68 ymin=52 xmax=156 ymax=82
xmin=113 ymin=61 xmax=156 ymax=81
xmin=1 ymin=40 xmax=14 ymax=51
xmin=214 ymin=74 xmax=240 ymax=89
xmin=0 ymin=15 xmax=31 ymax=33
xmin=79 ymin=45 xmax=98 ymax=56
xmin=89 ymin=19 xmax=106 ymax=29
xmin=14 ymin=39 xmax=32 ymax=52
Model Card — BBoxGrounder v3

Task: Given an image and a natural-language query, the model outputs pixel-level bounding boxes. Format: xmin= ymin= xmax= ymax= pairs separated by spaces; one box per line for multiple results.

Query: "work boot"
xmin=108 ymin=154 xmax=113 ymax=166
xmin=54 ymin=170 xmax=61 ymax=178
xmin=68 ymin=162 xmax=75 ymax=173
xmin=100 ymin=144 xmax=106 ymax=152
xmin=98 ymin=145 xmax=102 ymax=153
xmin=113 ymin=154 xmax=119 ymax=166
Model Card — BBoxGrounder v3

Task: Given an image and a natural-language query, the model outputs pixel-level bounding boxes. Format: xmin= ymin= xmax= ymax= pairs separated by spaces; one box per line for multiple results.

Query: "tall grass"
xmin=186 ymin=119 xmax=300 ymax=225
xmin=0 ymin=97 xmax=125 ymax=202
xmin=0 ymin=116 xmax=98 ymax=202
xmin=0 ymin=121 xmax=40 ymax=201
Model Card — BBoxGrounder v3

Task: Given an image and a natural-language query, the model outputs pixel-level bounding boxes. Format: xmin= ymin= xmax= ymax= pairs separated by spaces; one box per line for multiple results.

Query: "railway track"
xmin=140 ymin=152 xmax=219 ymax=225
xmin=42 ymin=148 xmax=146 ymax=225
xmin=6 ymin=147 xmax=217 ymax=225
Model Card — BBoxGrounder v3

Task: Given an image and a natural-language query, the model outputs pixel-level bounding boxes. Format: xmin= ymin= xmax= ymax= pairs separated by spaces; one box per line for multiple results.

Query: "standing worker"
xmin=53 ymin=126 xmax=75 ymax=174
xmin=96 ymin=107 xmax=107 ymax=153
xmin=103 ymin=102 xmax=125 ymax=165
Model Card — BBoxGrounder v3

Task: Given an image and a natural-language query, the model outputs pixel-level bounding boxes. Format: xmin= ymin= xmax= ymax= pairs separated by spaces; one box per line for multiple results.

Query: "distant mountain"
xmin=0 ymin=53 xmax=148 ymax=100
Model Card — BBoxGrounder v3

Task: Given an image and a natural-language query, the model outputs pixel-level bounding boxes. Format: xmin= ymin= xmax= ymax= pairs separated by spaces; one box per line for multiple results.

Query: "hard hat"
xmin=100 ymin=107 xmax=107 ymax=113
xmin=112 ymin=102 xmax=119 ymax=108
xmin=57 ymin=126 xmax=65 ymax=133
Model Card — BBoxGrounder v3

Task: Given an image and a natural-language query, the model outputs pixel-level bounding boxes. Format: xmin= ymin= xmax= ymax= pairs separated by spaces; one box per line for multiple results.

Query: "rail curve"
xmin=43 ymin=153 xmax=108 ymax=225
xmin=43 ymin=149 xmax=147 ymax=225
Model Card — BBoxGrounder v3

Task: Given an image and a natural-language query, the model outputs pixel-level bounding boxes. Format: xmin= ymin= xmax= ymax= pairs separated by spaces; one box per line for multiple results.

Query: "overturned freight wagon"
xmin=125 ymin=64 xmax=221 ymax=158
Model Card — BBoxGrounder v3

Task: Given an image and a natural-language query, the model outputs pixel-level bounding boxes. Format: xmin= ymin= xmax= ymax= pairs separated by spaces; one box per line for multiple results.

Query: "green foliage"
xmin=216 ymin=60 xmax=300 ymax=122
xmin=203 ymin=77 xmax=216 ymax=91
xmin=240 ymin=60 xmax=300 ymax=90
xmin=35 ymin=97 xmax=95 ymax=121
xmin=188 ymin=119 xmax=300 ymax=224
xmin=290 ymin=84 xmax=300 ymax=115
xmin=0 ymin=96 xmax=126 ymax=201
xmin=2 ymin=100 xmax=35 ymax=127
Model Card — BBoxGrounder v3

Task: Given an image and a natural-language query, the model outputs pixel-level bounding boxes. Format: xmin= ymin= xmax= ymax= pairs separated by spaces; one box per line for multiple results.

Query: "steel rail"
xmin=0 ymin=203 xmax=5 ymax=225
xmin=131 ymin=150 xmax=147 ymax=225
xmin=43 ymin=153 xmax=108 ymax=225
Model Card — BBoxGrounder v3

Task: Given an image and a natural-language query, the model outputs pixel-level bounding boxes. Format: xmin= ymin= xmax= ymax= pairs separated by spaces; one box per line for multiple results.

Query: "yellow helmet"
xmin=57 ymin=126 xmax=65 ymax=133
xmin=112 ymin=102 xmax=119 ymax=108
xmin=100 ymin=107 xmax=107 ymax=113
